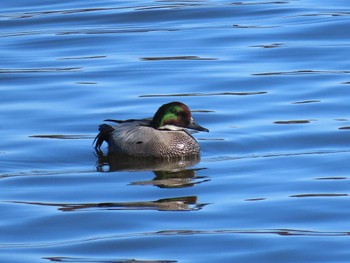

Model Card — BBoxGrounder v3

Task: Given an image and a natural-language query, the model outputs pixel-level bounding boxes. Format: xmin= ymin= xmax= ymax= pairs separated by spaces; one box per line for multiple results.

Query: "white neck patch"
xmin=158 ymin=125 xmax=186 ymax=131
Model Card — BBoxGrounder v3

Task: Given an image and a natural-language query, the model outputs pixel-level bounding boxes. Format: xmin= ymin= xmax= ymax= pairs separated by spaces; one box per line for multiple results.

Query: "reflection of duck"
xmin=12 ymin=196 xmax=207 ymax=211
xmin=131 ymin=169 xmax=210 ymax=188
xmin=94 ymin=102 xmax=208 ymax=158
xmin=96 ymin=151 xmax=201 ymax=172
xmin=96 ymin=151 xmax=210 ymax=188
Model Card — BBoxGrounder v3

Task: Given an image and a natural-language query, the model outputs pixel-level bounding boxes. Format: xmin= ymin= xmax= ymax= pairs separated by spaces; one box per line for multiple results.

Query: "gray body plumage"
xmin=99 ymin=119 xmax=200 ymax=158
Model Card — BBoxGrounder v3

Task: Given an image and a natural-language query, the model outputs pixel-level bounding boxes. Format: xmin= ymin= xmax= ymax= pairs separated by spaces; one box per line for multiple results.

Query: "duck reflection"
xmin=96 ymin=151 xmax=200 ymax=172
xmin=130 ymin=169 xmax=209 ymax=188
xmin=13 ymin=196 xmax=206 ymax=212
xmin=92 ymin=151 xmax=210 ymax=211
xmin=96 ymin=151 xmax=210 ymax=188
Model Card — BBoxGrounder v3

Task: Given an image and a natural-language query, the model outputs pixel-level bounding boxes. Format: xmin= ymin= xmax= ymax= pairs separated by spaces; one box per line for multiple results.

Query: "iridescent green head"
xmin=150 ymin=102 xmax=209 ymax=132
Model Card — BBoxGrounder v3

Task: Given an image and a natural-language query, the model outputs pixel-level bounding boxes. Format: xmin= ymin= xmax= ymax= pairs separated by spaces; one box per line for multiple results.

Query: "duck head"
xmin=150 ymin=101 xmax=209 ymax=132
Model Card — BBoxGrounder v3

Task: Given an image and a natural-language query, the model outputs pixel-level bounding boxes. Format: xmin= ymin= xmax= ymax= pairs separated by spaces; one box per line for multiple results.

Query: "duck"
xmin=94 ymin=101 xmax=209 ymax=158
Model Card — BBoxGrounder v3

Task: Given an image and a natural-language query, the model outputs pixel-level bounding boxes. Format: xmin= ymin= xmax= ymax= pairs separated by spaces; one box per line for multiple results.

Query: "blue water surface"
xmin=1 ymin=0 xmax=350 ymax=262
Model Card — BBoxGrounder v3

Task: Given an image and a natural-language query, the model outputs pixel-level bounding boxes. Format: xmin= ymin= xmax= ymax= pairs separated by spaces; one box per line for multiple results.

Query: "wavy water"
xmin=1 ymin=0 xmax=350 ymax=262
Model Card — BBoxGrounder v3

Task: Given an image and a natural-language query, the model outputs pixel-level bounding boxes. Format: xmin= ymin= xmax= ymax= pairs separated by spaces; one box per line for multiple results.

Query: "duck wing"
xmin=94 ymin=118 xmax=152 ymax=150
xmin=104 ymin=118 xmax=152 ymax=124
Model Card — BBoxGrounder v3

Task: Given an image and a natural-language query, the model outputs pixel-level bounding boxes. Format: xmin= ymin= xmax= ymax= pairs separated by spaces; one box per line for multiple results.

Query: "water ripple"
xmin=29 ymin=135 xmax=92 ymax=139
xmin=291 ymin=100 xmax=321 ymax=104
xmin=274 ymin=120 xmax=313 ymax=124
xmin=253 ymin=69 xmax=350 ymax=76
xmin=203 ymin=150 xmax=350 ymax=163
xmin=140 ymin=91 xmax=267 ymax=97
xmin=0 ymin=67 xmax=82 ymax=74
xmin=296 ymin=12 xmax=350 ymax=18
xmin=290 ymin=193 xmax=348 ymax=198
xmin=0 ymin=28 xmax=177 ymax=38
xmin=1 ymin=228 xmax=348 ymax=249
xmin=233 ymin=24 xmax=279 ymax=29
xmin=44 ymin=257 xmax=177 ymax=263
xmin=140 ymin=56 xmax=217 ymax=61
xmin=231 ymin=1 xmax=291 ymax=5
xmin=339 ymin=126 xmax=350 ymax=130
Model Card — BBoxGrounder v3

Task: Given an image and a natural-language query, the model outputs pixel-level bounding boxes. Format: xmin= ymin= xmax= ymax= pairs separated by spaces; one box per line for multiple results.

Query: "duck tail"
xmin=93 ymin=124 xmax=115 ymax=150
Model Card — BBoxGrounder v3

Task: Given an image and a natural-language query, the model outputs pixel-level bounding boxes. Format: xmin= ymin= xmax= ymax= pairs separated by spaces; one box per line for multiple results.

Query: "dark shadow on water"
xmin=30 ymin=134 xmax=92 ymax=139
xmin=139 ymin=91 xmax=267 ymax=97
xmin=273 ymin=119 xmax=313 ymax=124
xmin=0 ymin=67 xmax=82 ymax=74
xmin=140 ymin=56 xmax=217 ymax=61
xmin=44 ymin=256 xmax=177 ymax=263
xmin=250 ymin=43 xmax=284 ymax=48
xmin=152 ymin=228 xmax=350 ymax=237
xmin=291 ymin=100 xmax=321 ymax=104
xmin=290 ymin=193 xmax=349 ymax=198
xmin=56 ymin=28 xmax=178 ymax=36
xmin=339 ymin=126 xmax=350 ymax=130
xmin=231 ymin=1 xmax=290 ymax=5
xmin=233 ymin=24 xmax=280 ymax=29
xmin=315 ymin=176 xmax=348 ymax=180
xmin=253 ymin=69 xmax=350 ymax=76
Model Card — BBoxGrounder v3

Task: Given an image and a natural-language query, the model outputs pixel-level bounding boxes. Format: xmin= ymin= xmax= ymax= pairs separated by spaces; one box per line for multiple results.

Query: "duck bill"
xmin=188 ymin=120 xmax=209 ymax=132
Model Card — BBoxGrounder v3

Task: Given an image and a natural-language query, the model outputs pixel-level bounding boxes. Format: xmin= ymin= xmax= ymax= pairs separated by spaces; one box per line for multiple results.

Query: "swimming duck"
xmin=94 ymin=101 xmax=209 ymax=158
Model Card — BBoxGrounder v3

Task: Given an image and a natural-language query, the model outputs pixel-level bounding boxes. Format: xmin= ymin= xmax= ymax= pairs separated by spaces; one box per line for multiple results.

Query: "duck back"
xmin=108 ymin=121 xmax=200 ymax=158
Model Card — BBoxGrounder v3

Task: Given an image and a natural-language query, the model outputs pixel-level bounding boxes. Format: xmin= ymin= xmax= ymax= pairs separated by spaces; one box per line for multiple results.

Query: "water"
xmin=1 ymin=0 xmax=350 ymax=262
